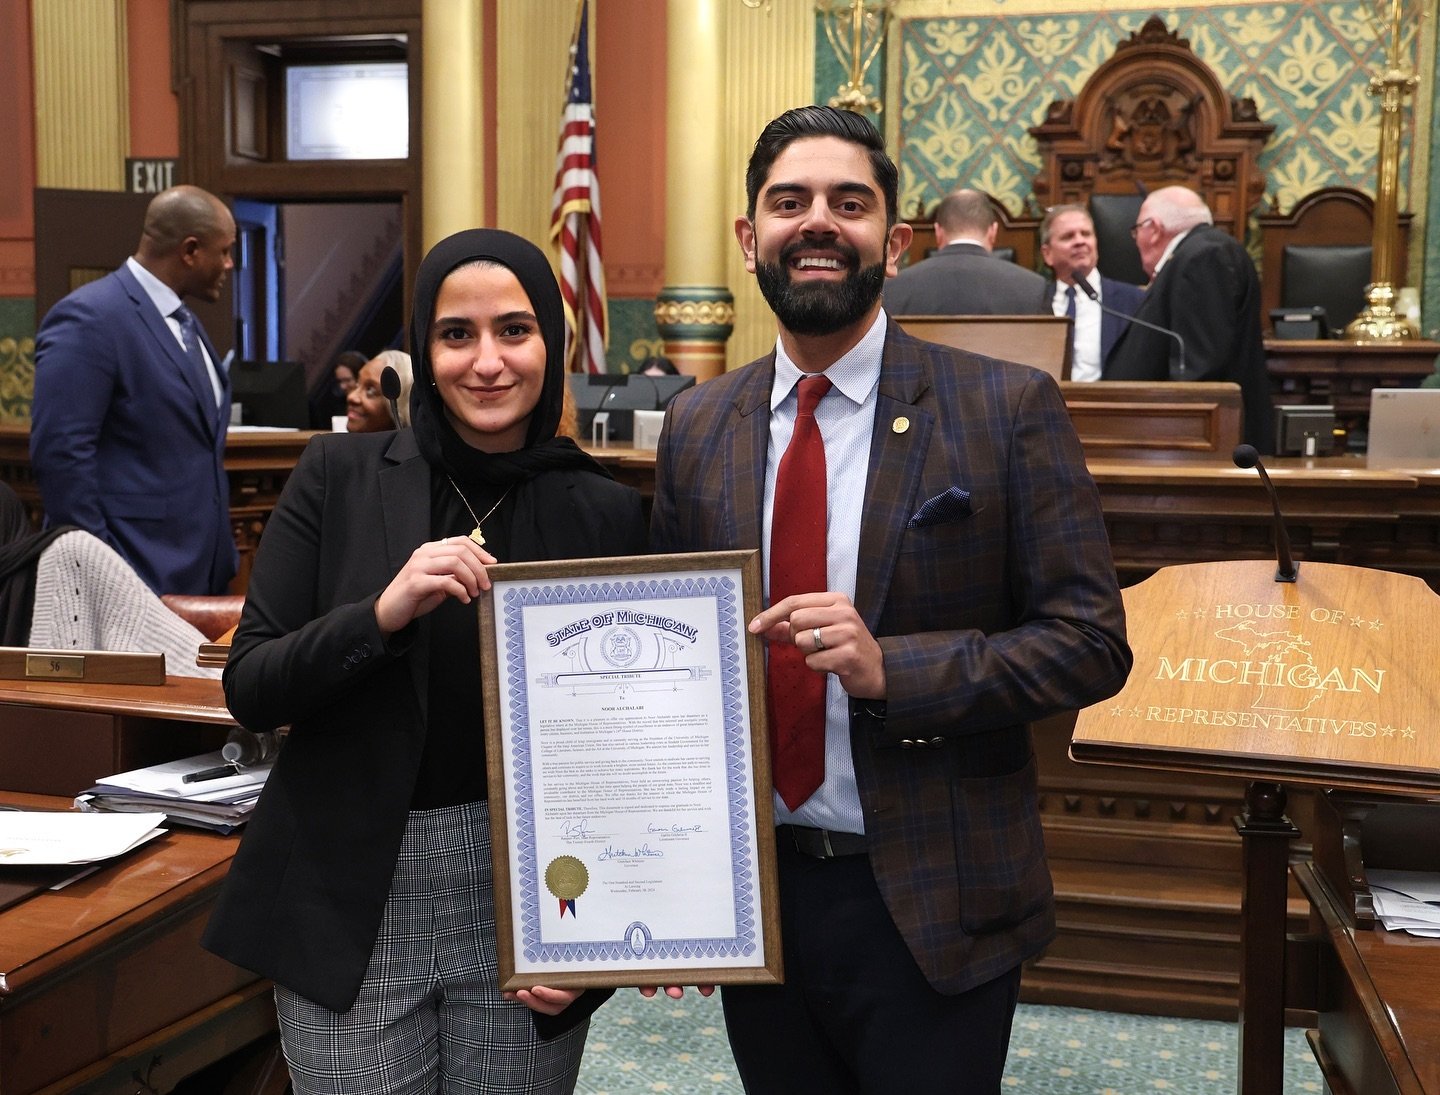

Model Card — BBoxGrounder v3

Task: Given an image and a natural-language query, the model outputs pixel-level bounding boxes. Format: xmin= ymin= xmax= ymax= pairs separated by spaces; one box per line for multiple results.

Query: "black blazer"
xmin=1103 ymin=226 xmax=1274 ymax=452
xmin=202 ymin=429 xmax=645 ymax=1015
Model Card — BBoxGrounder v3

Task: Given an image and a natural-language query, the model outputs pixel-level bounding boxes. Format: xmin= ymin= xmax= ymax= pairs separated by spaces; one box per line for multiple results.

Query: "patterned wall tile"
xmin=605 ymin=297 xmax=666 ymax=374
xmin=888 ymin=5 xmax=1415 ymax=224
xmin=0 ymin=297 xmax=35 ymax=424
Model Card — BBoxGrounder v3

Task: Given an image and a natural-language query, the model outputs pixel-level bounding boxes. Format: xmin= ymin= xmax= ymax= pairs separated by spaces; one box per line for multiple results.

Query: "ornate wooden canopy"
xmin=1028 ymin=15 xmax=1274 ymax=243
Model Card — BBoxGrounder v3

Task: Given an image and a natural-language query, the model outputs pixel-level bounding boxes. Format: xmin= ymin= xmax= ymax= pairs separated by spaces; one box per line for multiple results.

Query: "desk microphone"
xmin=380 ymin=365 xmax=402 ymax=428
xmin=1073 ymin=274 xmax=1187 ymax=380
xmin=1233 ymin=444 xmax=1299 ymax=583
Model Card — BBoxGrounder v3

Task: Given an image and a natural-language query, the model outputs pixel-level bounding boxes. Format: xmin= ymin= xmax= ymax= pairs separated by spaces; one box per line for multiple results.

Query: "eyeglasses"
xmin=1129 ymin=218 xmax=1154 ymax=238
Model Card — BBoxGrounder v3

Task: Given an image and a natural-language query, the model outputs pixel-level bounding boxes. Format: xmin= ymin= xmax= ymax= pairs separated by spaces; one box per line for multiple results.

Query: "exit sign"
xmin=125 ymin=158 xmax=179 ymax=193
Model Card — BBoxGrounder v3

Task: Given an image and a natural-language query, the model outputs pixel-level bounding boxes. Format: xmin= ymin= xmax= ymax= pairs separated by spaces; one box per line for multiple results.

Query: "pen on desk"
xmin=182 ymin=763 xmax=238 ymax=784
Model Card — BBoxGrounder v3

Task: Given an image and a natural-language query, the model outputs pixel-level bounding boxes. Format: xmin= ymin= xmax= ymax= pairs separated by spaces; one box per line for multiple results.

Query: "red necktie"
xmin=767 ymin=374 xmax=831 ymax=810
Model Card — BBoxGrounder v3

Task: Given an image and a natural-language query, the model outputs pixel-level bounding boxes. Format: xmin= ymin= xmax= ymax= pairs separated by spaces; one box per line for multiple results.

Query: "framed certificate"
xmin=479 ymin=550 xmax=782 ymax=989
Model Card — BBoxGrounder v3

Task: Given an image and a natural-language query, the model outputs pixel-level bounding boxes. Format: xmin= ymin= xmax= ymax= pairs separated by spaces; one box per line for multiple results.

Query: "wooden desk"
xmin=0 ymin=676 xmax=232 ymax=797
xmin=1266 ymin=339 xmax=1440 ymax=442
xmin=0 ymin=425 xmax=317 ymax=595
xmin=1089 ymin=456 xmax=1423 ymax=586
xmin=10 ymin=409 xmax=1440 ymax=596
xmin=1296 ymin=861 xmax=1440 ymax=1094
xmin=0 ymin=792 xmax=276 ymax=1095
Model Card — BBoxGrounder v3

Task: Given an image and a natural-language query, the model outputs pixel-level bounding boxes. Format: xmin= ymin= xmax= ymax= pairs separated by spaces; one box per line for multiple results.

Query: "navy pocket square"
xmin=908 ymin=487 xmax=972 ymax=528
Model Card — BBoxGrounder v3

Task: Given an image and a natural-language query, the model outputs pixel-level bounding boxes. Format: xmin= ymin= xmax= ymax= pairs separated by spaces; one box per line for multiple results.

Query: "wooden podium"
xmin=1073 ymin=558 xmax=1440 ymax=1093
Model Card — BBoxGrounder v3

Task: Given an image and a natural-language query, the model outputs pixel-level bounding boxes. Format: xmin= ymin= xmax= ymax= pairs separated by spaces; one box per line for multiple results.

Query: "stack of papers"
xmin=75 ymin=750 xmax=273 ymax=834
xmin=0 ymin=811 xmax=168 ymax=912
xmin=1367 ymin=869 xmax=1440 ymax=937
xmin=0 ymin=810 xmax=167 ymax=865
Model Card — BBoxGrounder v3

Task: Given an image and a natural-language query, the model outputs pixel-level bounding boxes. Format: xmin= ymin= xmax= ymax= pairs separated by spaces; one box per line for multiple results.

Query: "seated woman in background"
xmin=345 ymin=349 xmax=414 ymax=432
xmin=204 ymin=228 xmax=647 ymax=1093
xmin=0 ymin=482 xmax=219 ymax=677
xmin=311 ymin=349 xmax=368 ymax=428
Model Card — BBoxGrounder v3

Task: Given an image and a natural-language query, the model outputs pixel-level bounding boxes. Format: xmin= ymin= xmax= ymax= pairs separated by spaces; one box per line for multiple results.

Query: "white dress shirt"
xmin=761 ymin=311 xmax=885 ymax=834
xmin=1051 ymin=268 xmax=1104 ymax=382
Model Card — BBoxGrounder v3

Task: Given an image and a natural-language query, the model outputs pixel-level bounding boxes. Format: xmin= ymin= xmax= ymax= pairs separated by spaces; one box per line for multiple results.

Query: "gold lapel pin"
xmin=892 ymin=416 xmax=910 ymax=435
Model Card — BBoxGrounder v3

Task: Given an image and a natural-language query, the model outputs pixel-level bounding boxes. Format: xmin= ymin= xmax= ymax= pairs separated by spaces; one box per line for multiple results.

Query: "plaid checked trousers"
xmin=275 ymin=800 xmax=588 ymax=1094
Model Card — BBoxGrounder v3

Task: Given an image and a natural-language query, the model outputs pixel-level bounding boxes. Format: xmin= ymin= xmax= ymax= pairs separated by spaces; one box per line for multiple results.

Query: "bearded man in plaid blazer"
xmin=650 ymin=106 xmax=1132 ymax=1094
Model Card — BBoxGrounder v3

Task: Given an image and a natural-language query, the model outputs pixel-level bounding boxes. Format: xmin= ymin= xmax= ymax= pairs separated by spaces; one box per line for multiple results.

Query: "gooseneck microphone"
xmin=1073 ymin=274 xmax=1187 ymax=380
xmin=380 ymin=365 xmax=402 ymax=428
xmin=1233 ymin=443 xmax=1298 ymax=583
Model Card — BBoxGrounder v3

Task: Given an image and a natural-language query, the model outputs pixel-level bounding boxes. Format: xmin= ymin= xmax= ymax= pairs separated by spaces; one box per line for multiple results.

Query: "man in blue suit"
xmin=31 ymin=185 xmax=238 ymax=596
xmin=1040 ymin=204 xmax=1145 ymax=382
xmin=652 ymin=106 xmax=1131 ymax=1094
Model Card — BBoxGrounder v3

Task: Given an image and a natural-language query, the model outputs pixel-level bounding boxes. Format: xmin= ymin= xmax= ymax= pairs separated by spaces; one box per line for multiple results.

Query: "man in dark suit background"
xmin=651 ymin=106 xmax=1131 ymax=1093
xmin=1104 ymin=185 xmax=1275 ymax=452
xmin=882 ymin=188 xmax=1047 ymax=315
xmin=31 ymin=185 xmax=238 ymax=595
xmin=1040 ymin=204 xmax=1145 ymax=382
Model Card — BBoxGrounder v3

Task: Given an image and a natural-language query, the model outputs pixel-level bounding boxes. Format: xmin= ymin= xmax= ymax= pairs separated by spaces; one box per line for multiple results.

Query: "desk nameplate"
xmin=0 ymin=647 xmax=165 ymax=687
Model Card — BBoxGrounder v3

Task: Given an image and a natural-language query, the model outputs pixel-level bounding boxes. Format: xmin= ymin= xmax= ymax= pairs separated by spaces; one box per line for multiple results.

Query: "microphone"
xmin=1073 ymin=274 xmax=1187 ymax=380
xmin=380 ymin=366 xmax=402 ymax=428
xmin=1233 ymin=444 xmax=1298 ymax=583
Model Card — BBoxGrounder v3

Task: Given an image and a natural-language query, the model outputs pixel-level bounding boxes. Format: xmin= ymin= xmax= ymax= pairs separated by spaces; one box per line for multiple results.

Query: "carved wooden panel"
xmin=1028 ymin=15 xmax=1274 ymax=244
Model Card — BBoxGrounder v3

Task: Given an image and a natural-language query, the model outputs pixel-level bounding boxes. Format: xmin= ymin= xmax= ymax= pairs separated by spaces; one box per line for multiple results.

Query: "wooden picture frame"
xmin=478 ymin=550 xmax=782 ymax=989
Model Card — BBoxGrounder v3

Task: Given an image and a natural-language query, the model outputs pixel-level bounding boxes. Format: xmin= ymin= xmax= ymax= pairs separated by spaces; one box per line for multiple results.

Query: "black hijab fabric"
xmin=408 ymin=228 xmax=606 ymax=489
xmin=0 ymin=483 xmax=74 ymax=645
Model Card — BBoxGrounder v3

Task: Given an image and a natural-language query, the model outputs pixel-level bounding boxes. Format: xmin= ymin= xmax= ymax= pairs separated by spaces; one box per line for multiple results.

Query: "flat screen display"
xmin=287 ymin=63 xmax=409 ymax=161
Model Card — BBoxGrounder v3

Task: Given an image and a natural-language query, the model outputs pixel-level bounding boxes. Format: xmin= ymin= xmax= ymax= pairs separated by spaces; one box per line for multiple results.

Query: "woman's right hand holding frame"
xmin=374 ymin=536 xmax=497 ymax=635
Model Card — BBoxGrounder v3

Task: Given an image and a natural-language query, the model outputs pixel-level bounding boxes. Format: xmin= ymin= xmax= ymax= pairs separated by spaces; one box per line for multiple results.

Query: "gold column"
xmin=658 ymin=1 xmax=813 ymax=377
xmin=495 ymin=1 xmax=574 ymax=257
xmin=656 ymin=0 xmax=733 ymax=379
xmin=719 ymin=1 xmax=815 ymax=372
xmin=32 ymin=0 xmax=129 ymax=190
xmin=421 ymin=0 xmax=486 ymax=248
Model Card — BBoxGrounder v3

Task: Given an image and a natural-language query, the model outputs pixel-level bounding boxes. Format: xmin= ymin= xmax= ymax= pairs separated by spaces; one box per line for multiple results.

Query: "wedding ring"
xmin=812 ymin=627 xmax=826 ymax=652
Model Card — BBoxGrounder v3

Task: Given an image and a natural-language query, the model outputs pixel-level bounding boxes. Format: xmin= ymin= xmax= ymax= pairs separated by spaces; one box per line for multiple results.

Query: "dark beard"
xmin=754 ymin=245 xmax=886 ymax=337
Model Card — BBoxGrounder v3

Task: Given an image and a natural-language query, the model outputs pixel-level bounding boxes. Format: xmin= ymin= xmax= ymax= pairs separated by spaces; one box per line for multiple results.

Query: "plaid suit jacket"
xmin=651 ymin=320 xmax=1131 ymax=994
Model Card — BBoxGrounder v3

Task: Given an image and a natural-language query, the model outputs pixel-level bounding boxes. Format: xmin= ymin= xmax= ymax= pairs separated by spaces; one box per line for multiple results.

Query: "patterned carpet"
xmin=576 ymin=993 xmax=1323 ymax=1094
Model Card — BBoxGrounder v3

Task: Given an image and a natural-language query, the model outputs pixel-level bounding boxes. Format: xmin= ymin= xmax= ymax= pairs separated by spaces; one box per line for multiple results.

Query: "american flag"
xmin=550 ymin=0 xmax=607 ymax=374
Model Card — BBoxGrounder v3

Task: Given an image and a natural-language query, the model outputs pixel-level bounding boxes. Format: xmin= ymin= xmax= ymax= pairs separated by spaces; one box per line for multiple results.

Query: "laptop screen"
xmin=1367 ymin=389 xmax=1440 ymax=467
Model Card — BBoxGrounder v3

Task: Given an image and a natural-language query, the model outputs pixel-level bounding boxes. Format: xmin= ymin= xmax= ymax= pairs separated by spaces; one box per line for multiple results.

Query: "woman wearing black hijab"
xmin=203 ymin=230 xmax=644 ymax=1094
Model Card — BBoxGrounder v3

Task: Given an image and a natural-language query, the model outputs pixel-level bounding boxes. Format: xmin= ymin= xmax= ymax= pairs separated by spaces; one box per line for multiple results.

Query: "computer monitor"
xmin=568 ymin=373 xmax=623 ymax=437
xmin=586 ymin=382 xmax=656 ymax=442
xmin=1273 ymin=404 xmax=1335 ymax=456
xmin=230 ymin=360 xmax=310 ymax=428
xmin=1269 ymin=306 xmax=1329 ymax=341
xmin=628 ymin=372 xmax=695 ymax=410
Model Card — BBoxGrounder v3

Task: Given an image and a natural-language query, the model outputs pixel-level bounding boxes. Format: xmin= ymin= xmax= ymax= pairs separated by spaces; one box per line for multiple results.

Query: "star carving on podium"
xmin=1368 ymin=618 xmax=1383 ymax=630
xmin=1110 ymin=704 xmax=1126 ymax=716
xmin=1129 ymin=706 xmax=1144 ymax=719
xmin=1348 ymin=615 xmax=1365 ymax=627
xmin=1401 ymin=726 xmax=1416 ymax=740
xmin=1381 ymin=724 xmax=1398 ymax=738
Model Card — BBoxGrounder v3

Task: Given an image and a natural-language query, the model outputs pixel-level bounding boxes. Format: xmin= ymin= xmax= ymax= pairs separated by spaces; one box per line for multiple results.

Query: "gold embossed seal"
xmin=546 ymin=855 xmax=589 ymax=917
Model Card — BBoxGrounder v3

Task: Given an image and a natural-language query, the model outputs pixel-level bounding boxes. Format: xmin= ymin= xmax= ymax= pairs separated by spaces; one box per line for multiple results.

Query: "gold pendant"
xmin=469 ymin=527 xmax=486 ymax=547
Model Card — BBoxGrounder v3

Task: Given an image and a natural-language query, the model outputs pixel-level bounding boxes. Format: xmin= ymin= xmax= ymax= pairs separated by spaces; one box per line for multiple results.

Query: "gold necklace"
xmin=446 ymin=475 xmax=513 ymax=547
